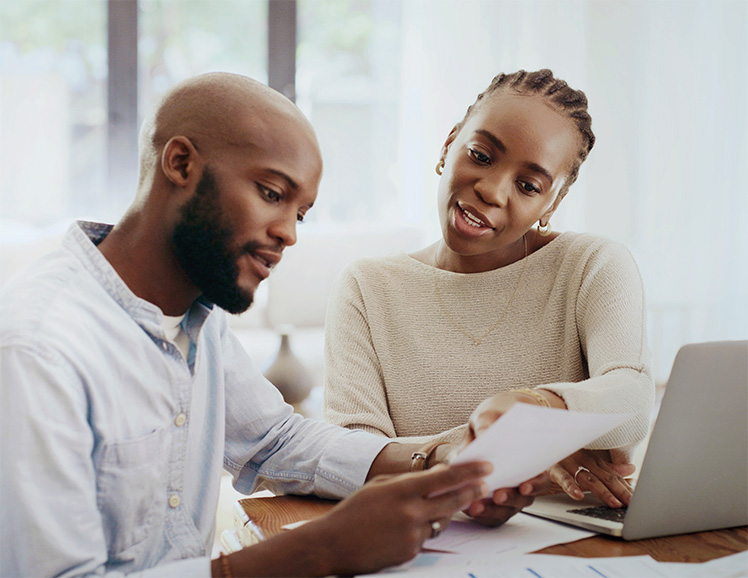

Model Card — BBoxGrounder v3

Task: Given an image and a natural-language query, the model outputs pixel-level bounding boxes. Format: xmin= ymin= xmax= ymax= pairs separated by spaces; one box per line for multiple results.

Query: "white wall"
xmin=394 ymin=0 xmax=748 ymax=383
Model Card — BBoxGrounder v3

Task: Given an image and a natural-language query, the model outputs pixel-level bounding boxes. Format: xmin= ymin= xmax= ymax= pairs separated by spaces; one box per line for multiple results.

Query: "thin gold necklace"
xmin=433 ymin=235 xmax=528 ymax=346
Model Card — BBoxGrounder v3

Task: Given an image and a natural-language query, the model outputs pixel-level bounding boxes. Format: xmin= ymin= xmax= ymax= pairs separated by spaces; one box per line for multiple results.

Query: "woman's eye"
xmin=297 ymin=212 xmax=306 ymax=223
xmin=468 ymin=148 xmax=491 ymax=164
xmin=518 ymin=181 xmax=540 ymax=195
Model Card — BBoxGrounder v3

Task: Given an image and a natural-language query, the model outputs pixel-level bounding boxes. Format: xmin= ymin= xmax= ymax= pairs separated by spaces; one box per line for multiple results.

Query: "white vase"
xmin=263 ymin=330 xmax=314 ymax=404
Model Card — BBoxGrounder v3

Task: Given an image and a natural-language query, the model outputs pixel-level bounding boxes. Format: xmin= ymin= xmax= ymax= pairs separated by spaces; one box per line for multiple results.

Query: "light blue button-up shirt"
xmin=0 ymin=222 xmax=390 ymax=578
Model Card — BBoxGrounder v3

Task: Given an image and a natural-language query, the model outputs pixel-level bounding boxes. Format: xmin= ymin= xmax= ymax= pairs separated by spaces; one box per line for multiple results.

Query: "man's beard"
xmin=173 ymin=168 xmax=256 ymax=314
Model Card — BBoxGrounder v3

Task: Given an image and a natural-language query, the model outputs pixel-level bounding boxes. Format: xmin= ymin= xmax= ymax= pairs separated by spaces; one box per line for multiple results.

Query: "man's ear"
xmin=161 ymin=136 xmax=199 ymax=187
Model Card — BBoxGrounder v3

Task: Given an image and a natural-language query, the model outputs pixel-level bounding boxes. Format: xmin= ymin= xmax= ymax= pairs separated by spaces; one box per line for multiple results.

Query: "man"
xmin=0 ymin=73 xmax=530 ymax=578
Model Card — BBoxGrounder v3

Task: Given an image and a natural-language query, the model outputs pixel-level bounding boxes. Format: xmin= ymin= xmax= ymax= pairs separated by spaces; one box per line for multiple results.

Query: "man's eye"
xmin=518 ymin=181 xmax=540 ymax=195
xmin=468 ymin=148 xmax=491 ymax=164
xmin=260 ymin=184 xmax=282 ymax=202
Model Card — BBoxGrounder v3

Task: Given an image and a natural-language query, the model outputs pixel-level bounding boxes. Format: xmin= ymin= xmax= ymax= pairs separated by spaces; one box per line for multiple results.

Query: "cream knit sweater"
xmin=323 ymin=232 xmax=654 ymax=462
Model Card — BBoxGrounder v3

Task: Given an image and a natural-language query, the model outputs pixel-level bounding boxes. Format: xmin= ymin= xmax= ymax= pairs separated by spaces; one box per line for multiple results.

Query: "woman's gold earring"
xmin=537 ymin=221 xmax=552 ymax=236
xmin=435 ymin=160 xmax=445 ymax=176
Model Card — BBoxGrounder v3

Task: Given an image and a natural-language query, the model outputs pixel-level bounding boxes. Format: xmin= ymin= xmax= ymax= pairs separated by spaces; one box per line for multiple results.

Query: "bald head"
xmin=104 ymin=72 xmax=323 ymax=315
xmin=137 ymin=72 xmax=320 ymax=189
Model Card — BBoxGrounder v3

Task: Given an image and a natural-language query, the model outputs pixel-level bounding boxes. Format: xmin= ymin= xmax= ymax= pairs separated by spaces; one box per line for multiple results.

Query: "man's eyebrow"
xmin=475 ymin=129 xmax=554 ymax=185
xmin=266 ymin=168 xmax=299 ymax=191
xmin=266 ymin=168 xmax=314 ymax=209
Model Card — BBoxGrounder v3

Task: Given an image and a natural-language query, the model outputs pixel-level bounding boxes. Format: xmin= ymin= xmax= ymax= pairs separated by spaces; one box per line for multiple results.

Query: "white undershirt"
xmin=161 ymin=313 xmax=190 ymax=360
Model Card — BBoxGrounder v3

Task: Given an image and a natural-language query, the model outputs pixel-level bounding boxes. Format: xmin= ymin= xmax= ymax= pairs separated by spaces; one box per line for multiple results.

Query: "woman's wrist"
xmin=513 ymin=388 xmax=550 ymax=407
xmin=514 ymin=388 xmax=567 ymax=409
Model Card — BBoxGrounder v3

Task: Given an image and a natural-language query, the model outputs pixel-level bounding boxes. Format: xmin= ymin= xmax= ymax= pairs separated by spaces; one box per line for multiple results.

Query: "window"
xmin=0 ymin=0 xmax=269 ymax=229
xmin=0 ymin=0 xmax=414 ymax=230
xmin=139 ymin=0 xmax=268 ymax=112
xmin=296 ymin=0 xmax=403 ymax=226
xmin=0 ymin=0 xmax=107 ymax=227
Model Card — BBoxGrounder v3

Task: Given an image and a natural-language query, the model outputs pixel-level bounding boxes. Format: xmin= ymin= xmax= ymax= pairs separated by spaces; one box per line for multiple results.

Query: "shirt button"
xmin=174 ymin=413 xmax=187 ymax=427
xmin=161 ymin=341 xmax=169 ymax=351
xmin=168 ymin=495 xmax=181 ymax=508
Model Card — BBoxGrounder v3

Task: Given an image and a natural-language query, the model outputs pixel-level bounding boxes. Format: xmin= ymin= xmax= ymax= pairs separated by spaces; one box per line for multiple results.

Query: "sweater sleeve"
xmin=541 ymin=240 xmax=655 ymax=463
xmin=323 ymin=265 xmax=399 ymax=438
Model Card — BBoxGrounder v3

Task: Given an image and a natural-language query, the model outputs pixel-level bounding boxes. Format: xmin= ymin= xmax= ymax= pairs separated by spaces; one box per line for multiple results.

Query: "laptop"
xmin=523 ymin=340 xmax=748 ymax=540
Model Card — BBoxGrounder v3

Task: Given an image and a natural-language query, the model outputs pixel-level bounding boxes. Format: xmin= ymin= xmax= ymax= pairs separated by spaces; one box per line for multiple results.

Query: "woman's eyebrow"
xmin=524 ymin=162 xmax=554 ymax=185
xmin=475 ymin=129 xmax=506 ymax=153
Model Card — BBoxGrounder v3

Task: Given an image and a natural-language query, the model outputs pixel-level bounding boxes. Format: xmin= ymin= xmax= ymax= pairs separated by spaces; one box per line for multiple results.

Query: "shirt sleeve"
xmin=541 ymin=240 xmax=656 ymax=462
xmin=220 ymin=322 xmax=391 ymax=500
xmin=0 ymin=343 xmax=213 ymax=578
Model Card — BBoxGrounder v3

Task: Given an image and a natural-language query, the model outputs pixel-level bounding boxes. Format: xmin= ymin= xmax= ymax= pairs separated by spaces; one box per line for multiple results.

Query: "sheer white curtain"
xmin=395 ymin=0 xmax=748 ymax=383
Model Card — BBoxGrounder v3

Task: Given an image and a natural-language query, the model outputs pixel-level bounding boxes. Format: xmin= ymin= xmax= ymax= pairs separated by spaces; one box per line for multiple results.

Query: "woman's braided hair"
xmin=456 ymin=69 xmax=595 ymax=198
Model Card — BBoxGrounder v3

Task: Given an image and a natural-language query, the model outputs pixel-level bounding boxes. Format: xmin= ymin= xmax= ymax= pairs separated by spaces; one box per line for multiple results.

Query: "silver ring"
xmin=574 ymin=465 xmax=591 ymax=485
xmin=430 ymin=520 xmax=443 ymax=539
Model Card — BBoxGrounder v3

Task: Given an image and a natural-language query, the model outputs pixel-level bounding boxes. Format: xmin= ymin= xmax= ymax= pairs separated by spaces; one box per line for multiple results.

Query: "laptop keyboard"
xmin=567 ymin=505 xmax=628 ymax=523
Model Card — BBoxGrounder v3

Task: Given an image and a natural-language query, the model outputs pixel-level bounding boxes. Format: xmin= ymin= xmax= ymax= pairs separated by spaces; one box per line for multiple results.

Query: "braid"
xmin=456 ymin=69 xmax=595 ymax=197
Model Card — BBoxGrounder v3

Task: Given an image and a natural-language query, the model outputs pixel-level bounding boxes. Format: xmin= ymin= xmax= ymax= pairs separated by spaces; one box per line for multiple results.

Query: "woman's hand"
xmin=464 ymin=389 xmax=566 ymax=445
xmin=460 ymin=390 xmax=633 ymax=517
xmin=462 ymin=486 xmax=536 ymax=527
xmin=455 ymin=389 xmax=565 ymax=527
xmin=518 ymin=449 xmax=635 ymax=508
xmin=457 ymin=389 xmax=633 ymax=525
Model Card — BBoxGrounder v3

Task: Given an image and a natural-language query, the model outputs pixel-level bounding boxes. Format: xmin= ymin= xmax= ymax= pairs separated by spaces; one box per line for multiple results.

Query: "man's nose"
xmin=269 ymin=214 xmax=298 ymax=247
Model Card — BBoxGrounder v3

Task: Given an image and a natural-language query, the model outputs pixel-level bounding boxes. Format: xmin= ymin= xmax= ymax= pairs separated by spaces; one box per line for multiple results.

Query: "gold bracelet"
xmin=219 ymin=552 xmax=233 ymax=578
xmin=514 ymin=388 xmax=551 ymax=408
xmin=410 ymin=441 xmax=451 ymax=471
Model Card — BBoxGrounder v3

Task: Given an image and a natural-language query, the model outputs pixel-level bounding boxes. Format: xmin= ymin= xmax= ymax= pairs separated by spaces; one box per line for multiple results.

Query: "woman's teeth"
xmin=462 ymin=208 xmax=487 ymax=228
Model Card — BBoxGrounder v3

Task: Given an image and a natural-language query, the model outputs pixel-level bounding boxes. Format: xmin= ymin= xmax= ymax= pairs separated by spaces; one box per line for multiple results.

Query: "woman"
xmin=323 ymin=69 xmax=654 ymax=519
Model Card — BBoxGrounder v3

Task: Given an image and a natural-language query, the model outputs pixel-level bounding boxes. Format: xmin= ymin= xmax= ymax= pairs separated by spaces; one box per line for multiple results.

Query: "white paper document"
xmin=376 ymin=551 xmax=748 ymax=578
xmin=451 ymin=403 xmax=631 ymax=490
xmin=424 ymin=512 xmax=594 ymax=556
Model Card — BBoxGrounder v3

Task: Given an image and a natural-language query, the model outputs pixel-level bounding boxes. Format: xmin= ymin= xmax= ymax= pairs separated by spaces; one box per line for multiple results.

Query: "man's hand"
xmin=218 ymin=461 xmax=491 ymax=577
xmin=218 ymin=462 xmax=491 ymax=576
xmin=314 ymin=462 xmax=491 ymax=576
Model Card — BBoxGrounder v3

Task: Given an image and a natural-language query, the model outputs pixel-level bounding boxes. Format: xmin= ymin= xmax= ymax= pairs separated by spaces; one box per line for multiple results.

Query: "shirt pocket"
xmin=96 ymin=426 xmax=170 ymax=561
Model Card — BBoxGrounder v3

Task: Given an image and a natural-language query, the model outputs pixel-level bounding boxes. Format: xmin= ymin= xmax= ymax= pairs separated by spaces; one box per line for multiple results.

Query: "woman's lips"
xmin=454 ymin=202 xmax=494 ymax=236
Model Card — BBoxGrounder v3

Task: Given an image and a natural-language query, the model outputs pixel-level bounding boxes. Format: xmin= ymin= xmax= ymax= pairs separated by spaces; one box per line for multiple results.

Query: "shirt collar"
xmin=65 ymin=220 xmax=214 ymax=337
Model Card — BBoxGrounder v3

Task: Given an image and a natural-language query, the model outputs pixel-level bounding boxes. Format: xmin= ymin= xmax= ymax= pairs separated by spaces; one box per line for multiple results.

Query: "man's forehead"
xmin=228 ymin=106 xmax=312 ymax=146
xmin=224 ymin=111 xmax=321 ymax=166
xmin=151 ymin=73 xmax=314 ymax=147
xmin=215 ymin=111 xmax=323 ymax=194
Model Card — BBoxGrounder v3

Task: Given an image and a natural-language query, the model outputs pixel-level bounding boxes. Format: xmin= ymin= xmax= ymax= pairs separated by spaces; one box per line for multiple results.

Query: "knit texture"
xmin=323 ymin=232 xmax=654 ymax=463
